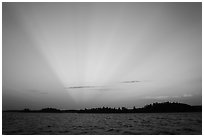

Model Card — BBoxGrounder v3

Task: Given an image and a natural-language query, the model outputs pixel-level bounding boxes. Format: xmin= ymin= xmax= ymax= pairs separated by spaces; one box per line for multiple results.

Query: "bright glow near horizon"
xmin=3 ymin=3 xmax=202 ymax=110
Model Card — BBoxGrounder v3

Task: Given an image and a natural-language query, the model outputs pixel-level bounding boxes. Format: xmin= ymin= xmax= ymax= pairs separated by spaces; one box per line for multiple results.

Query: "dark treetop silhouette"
xmin=4 ymin=102 xmax=201 ymax=113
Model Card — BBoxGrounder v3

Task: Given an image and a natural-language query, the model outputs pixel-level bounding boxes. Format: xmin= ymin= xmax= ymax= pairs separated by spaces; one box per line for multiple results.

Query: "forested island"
xmin=4 ymin=102 xmax=201 ymax=113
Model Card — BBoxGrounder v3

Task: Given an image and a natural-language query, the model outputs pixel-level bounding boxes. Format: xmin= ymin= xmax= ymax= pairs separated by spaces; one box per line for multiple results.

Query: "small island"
xmin=4 ymin=102 xmax=202 ymax=113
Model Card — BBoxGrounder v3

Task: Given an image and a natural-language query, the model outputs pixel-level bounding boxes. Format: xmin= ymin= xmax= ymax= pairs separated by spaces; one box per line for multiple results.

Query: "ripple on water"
xmin=2 ymin=112 xmax=202 ymax=135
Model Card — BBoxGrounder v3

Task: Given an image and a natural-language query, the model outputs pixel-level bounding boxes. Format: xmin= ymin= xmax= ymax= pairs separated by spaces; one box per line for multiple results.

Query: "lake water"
xmin=2 ymin=112 xmax=202 ymax=135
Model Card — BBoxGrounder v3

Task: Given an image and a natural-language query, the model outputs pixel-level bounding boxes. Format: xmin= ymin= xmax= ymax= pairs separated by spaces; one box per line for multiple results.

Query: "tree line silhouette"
xmin=4 ymin=102 xmax=201 ymax=113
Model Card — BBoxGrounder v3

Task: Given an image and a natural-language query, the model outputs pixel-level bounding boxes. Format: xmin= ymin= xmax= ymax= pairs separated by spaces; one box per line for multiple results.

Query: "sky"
xmin=2 ymin=2 xmax=202 ymax=110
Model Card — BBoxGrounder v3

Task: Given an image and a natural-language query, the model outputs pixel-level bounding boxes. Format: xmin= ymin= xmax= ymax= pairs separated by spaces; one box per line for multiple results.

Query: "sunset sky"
xmin=3 ymin=2 xmax=202 ymax=110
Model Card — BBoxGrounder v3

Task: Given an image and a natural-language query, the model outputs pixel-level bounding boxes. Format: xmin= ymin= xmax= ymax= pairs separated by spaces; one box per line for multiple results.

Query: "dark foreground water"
xmin=2 ymin=112 xmax=202 ymax=135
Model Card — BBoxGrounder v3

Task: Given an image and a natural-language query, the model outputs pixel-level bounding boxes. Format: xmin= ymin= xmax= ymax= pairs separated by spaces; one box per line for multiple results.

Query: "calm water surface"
xmin=2 ymin=112 xmax=202 ymax=135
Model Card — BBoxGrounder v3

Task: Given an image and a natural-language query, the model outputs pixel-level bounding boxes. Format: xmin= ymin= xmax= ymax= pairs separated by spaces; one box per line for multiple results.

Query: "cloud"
xmin=172 ymin=96 xmax=180 ymax=98
xmin=65 ymin=86 xmax=98 ymax=89
xmin=121 ymin=80 xmax=141 ymax=83
xmin=65 ymin=80 xmax=141 ymax=90
xmin=183 ymin=94 xmax=192 ymax=97
xmin=144 ymin=96 xmax=169 ymax=100
xmin=144 ymin=94 xmax=193 ymax=100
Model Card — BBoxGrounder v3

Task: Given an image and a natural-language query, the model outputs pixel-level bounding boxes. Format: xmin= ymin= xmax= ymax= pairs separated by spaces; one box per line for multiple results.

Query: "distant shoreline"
xmin=3 ymin=102 xmax=202 ymax=113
